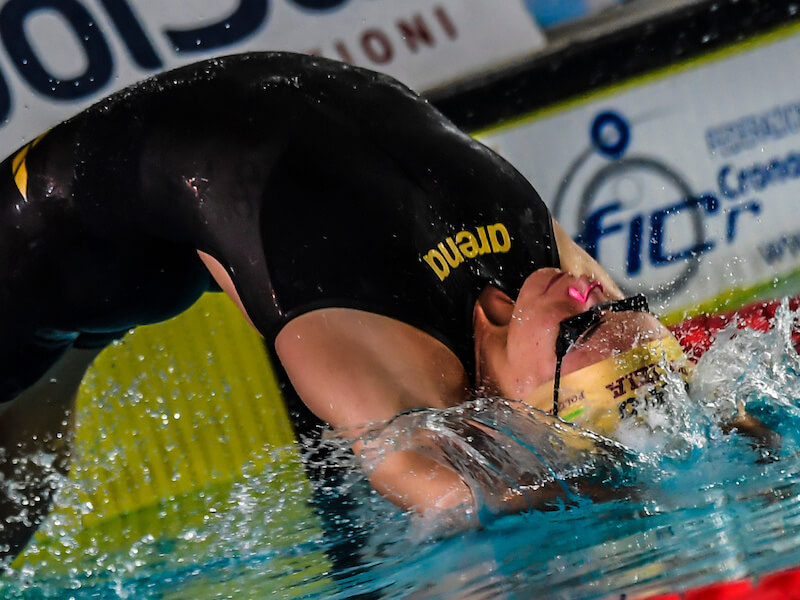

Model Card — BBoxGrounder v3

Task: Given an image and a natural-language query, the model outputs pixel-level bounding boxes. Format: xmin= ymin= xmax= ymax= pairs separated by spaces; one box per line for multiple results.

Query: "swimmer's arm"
xmin=199 ymin=251 xmax=468 ymax=421
xmin=274 ymin=308 xmax=469 ymax=424
xmin=722 ymin=410 xmax=781 ymax=455
xmin=277 ymin=319 xmax=481 ymax=513
xmin=201 ymin=251 xmax=478 ymax=512
xmin=552 ymin=219 xmax=623 ymax=299
xmin=357 ymin=443 xmax=474 ymax=513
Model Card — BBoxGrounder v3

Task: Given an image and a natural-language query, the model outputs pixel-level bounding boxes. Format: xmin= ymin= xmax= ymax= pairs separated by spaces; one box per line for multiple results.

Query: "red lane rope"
xmin=669 ymin=297 xmax=800 ymax=362
xmin=633 ymin=566 xmax=800 ymax=600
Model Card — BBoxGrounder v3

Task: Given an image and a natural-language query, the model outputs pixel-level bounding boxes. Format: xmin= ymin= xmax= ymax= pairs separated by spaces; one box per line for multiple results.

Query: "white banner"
xmin=0 ymin=0 xmax=544 ymax=157
xmin=480 ymin=28 xmax=800 ymax=315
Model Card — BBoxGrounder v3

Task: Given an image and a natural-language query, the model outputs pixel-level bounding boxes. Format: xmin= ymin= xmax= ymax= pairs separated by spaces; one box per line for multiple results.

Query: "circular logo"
xmin=591 ymin=111 xmax=630 ymax=159
xmin=554 ymin=112 xmax=711 ymax=303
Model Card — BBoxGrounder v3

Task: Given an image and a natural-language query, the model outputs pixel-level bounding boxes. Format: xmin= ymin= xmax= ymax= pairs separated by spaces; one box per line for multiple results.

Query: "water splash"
xmin=5 ymin=302 xmax=800 ymax=598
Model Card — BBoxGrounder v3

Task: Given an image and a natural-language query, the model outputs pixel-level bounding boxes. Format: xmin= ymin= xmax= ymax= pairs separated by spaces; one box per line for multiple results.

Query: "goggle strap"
xmin=552 ymin=355 xmax=563 ymax=417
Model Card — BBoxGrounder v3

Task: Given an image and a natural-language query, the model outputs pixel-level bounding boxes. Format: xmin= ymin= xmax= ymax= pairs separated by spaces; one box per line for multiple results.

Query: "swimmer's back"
xmin=0 ymin=52 xmax=557 ymax=401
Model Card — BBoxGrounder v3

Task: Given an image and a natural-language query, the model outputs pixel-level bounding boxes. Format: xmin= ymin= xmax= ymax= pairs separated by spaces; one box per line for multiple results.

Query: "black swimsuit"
xmin=0 ymin=52 xmax=558 ymax=403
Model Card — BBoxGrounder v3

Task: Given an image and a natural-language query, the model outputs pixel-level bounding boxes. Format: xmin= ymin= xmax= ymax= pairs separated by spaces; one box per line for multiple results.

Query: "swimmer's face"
xmin=474 ymin=268 xmax=672 ymax=406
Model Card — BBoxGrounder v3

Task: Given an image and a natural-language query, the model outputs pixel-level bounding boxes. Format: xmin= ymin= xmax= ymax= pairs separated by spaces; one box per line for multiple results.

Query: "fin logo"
xmin=552 ymin=110 xmax=731 ymax=303
xmin=422 ymin=223 xmax=511 ymax=281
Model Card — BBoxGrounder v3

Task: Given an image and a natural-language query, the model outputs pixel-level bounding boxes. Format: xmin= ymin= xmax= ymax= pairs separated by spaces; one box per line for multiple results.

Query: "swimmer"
xmin=0 ymin=52 xmax=751 ymax=559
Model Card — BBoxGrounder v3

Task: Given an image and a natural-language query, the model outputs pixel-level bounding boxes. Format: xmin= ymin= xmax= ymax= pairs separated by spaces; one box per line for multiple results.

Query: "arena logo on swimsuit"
xmin=422 ymin=223 xmax=511 ymax=281
xmin=10 ymin=132 xmax=46 ymax=201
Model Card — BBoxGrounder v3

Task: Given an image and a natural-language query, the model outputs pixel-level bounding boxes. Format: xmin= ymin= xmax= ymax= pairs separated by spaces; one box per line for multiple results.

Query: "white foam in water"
xmin=692 ymin=300 xmax=800 ymax=425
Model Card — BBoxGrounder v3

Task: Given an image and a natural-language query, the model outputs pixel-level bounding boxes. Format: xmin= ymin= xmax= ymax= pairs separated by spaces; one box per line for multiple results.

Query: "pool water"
xmin=5 ymin=303 xmax=800 ymax=599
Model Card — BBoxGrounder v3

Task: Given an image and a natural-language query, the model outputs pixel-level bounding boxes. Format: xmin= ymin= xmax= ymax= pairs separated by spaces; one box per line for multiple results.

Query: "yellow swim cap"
xmin=523 ymin=336 xmax=688 ymax=438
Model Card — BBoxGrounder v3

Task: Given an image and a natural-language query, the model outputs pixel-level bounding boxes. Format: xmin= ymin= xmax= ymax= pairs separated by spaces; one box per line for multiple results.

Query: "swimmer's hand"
xmin=721 ymin=411 xmax=781 ymax=463
xmin=488 ymin=473 xmax=637 ymax=516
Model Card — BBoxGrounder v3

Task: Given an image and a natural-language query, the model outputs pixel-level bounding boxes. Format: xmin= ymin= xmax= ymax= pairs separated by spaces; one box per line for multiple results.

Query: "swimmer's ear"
xmin=475 ymin=285 xmax=514 ymax=328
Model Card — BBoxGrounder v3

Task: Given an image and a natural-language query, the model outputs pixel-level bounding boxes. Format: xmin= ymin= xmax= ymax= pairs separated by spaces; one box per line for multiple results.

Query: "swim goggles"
xmin=552 ymin=294 xmax=650 ymax=417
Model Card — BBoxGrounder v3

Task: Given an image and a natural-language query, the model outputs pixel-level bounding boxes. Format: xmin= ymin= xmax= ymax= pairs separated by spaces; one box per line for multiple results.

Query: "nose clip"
xmin=568 ymin=282 xmax=603 ymax=304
